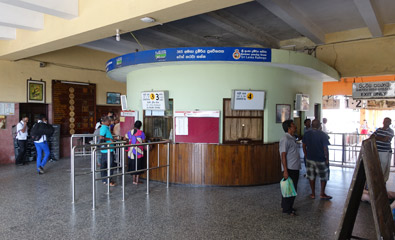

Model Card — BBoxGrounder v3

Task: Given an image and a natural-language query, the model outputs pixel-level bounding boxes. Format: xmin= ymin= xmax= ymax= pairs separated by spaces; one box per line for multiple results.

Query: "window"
xmin=223 ymin=98 xmax=264 ymax=144
xmin=143 ymin=99 xmax=173 ymax=140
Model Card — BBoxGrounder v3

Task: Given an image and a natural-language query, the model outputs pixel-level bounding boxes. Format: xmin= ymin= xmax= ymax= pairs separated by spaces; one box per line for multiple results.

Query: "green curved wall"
xmin=126 ymin=63 xmax=322 ymax=143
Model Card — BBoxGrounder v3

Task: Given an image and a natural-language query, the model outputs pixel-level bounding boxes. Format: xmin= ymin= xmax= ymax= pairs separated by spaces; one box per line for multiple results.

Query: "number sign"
xmin=231 ymin=90 xmax=265 ymax=110
xmin=141 ymin=91 xmax=169 ymax=110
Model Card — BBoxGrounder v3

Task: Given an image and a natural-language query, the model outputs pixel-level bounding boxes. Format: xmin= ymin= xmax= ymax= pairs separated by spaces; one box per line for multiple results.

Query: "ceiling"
xmin=0 ymin=0 xmax=394 ymax=59
xmin=81 ymin=0 xmax=395 ymax=55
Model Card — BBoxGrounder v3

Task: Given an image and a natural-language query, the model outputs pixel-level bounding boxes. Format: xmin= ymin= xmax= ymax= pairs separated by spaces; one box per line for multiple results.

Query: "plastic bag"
xmin=280 ymin=177 xmax=297 ymax=198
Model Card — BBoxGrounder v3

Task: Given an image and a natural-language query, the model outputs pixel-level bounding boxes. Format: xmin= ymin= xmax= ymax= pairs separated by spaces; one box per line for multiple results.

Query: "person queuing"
xmin=15 ymin=116 xmax=29 ymax=166
xmin=31 ymin=115 xmax=53 ymax=174
xmin=302 ymin=119 xmax=332 ymax=200
xmin=369 ymin=117 xmax=394 ymax=183
xmin=100 ymin=116 xmax=116 ymax=186
xmin=125 ymin=120 xmax=146 ymax=185
xmin=279 ymin=120 xmax=301 ymax=216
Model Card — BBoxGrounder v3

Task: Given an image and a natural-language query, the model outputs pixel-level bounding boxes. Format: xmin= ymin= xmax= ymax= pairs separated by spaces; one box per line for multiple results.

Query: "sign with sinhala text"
xmin=141 ymin=91 xmax=169 ymax=110
xmin=231 ymin=90 xmax=265 ymax=110
xmin=352 ymin=81 xmax=395 ymax=99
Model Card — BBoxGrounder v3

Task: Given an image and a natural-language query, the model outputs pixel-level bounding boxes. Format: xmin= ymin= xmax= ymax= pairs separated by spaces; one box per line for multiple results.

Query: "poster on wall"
xmin=0 ymin=103 xmax=15 ymax=115
xmin=295 ymin=94 xmax=309 ymax=111
xmin=322 ymin=96 xmax=340 ymax=109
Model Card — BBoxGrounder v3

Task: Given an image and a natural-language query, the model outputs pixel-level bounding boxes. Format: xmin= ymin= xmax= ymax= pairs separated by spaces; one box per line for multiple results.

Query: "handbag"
xmin=280 ymin=177 xmax=297 ymax=198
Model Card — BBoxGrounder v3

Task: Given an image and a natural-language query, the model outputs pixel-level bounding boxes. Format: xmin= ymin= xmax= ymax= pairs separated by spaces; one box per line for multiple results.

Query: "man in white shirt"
xmin=33 ymin=115 xmax=51 ymax=174
xmin=16 ymin=116 xmax=29 ymax=166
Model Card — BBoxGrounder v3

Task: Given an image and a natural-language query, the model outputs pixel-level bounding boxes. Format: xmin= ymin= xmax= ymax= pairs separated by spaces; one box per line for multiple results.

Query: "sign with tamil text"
xmin=352 ymin=81 xmax=395 ymax=99
xmin=141 ymin=91 xmax=169 ymax=110
xmin=231 ymin=90 xmax=265 ymax=110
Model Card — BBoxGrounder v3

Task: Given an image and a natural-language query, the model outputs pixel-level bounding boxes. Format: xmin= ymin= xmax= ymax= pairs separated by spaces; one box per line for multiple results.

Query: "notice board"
xmin=52 ymin=80 xmax=96 ymax=136
xmin=174 ymin=111 xmax=220 ymax=144
xmin=120 ymin=110 xmax=138 ymax=137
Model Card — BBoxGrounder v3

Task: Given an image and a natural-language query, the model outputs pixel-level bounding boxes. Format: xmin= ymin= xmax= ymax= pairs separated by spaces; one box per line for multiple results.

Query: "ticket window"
xmin=143 ymin=99 xmax=173 ymax=141
xmin=222 ymin=99 xmax=264 ymax=144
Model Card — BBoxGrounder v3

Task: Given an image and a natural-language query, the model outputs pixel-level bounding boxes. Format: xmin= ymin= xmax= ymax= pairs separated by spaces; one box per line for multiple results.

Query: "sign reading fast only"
xmin=141 ymin=91 xmax=169 ymax=110
xmin=352 ymin=81 xmax=395 ymax=99
xmin=231 ymin=90 xmax=265 ymax=110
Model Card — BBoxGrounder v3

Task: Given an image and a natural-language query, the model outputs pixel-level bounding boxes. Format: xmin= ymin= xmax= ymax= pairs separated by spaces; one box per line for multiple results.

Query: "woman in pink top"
xmin=125 ymin=120 xmax=146 ymax=184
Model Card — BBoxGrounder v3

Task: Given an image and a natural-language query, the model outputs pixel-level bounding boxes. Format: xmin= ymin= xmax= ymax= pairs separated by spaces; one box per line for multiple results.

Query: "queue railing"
xmin=327 ymin=132 xmax=395 ymax=167
xmin=71 ymin=140 xmax=171 ymax=210
xmin=70 ymin=134 xmax=99 ymax=157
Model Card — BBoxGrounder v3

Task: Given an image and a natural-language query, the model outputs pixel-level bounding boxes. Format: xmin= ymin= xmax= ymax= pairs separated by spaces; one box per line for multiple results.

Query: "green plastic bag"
xmin=280 ymin=177 xmax=297 ymax=198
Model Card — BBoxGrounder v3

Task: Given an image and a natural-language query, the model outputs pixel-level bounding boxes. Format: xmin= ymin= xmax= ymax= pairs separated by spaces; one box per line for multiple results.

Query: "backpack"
xmin=30 ymin=122 xmax=54 ymax=141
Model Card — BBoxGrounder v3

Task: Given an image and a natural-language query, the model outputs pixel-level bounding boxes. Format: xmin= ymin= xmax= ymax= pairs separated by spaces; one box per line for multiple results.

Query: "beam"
xmin=200 ymin=10 xmax=278 ymax=48
xmin=353 ymin=0 xmax=383 ymax=37
xmin=0 ymin=0 xmax=78 ymax=19
xmin=0 ymin=0 xmax=252 ymax=60
xmin=0 ymin=2 xmax=43 ymax=31
xmin=256 ymin=0 xmax=325 ymax=44
xmin=80 ymin=38 xmax=152 ymax=55
xmin=0 ymin=26 xmax=16 ymax=40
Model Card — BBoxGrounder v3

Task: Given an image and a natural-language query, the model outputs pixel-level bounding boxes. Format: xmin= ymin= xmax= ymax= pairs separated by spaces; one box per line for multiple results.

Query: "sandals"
xmin=320 ymin=195 xmax=333 ymax=200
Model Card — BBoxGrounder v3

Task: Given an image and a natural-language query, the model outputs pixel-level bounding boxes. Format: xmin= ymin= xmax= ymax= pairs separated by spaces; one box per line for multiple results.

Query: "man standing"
xmin=370 ymin=117 xmax=394 ymax=182
xmin=100 ymin=116 xmax=116 ymax=186
xmin=322 ymin=118 xmax=329 ymax=134
xmin=302 ymin=119 xmax=332 ymax=200
xmin=32 ymin=115 xmax=52 ymax=174
xmin=303 ymin=119 xmax=311 ymax=134
xmin=279 ymin=120 xmax=301 ymax=216
xmin=16 ymin=116 xmax=29 ymax=166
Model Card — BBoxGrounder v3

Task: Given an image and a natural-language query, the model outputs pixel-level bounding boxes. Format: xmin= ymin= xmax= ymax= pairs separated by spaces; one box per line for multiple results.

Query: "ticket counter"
xmin=106 ymin=47 xmax=339 ymax=186
xmin=146 ymin=142 xmax=281 ymax=186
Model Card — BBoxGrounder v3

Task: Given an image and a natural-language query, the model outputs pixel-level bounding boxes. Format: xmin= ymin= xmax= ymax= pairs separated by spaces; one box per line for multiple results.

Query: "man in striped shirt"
xmin=371 ymin=117 xmax=394 ymax=182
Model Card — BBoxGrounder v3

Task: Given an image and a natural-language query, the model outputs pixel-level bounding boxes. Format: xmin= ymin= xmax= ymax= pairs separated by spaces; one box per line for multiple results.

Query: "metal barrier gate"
xmin=71 ymin=139 xmax=170 ymax=210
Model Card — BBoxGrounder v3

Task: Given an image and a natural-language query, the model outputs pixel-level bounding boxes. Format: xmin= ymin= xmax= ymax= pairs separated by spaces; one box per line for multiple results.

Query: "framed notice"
xmin=141 ymin=91 xmax=169 ymax=110
xmin=27 ymin=79 xmax=45 ymax=103
xmin=276 ymin=104 xmax=291 ymax=123
xmin=231 ymin=90 xmax=265 ymax=110
xmin=106 ymin=92 xmax=121 ymax=104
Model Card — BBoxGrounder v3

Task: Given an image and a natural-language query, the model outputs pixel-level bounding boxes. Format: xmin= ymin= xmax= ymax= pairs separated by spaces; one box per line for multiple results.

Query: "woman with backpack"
xmin=125 ymin=120 xmax=146 ymax=185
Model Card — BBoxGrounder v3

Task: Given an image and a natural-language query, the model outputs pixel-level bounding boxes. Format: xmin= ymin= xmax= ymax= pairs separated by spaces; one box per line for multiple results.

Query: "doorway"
xmin=19 ymin=103 xmax=48 ymax=131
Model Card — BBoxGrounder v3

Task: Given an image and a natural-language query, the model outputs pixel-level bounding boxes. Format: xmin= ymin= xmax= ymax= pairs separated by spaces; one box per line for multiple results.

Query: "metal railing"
xmin=70 ymin=134 xmax=99 ymax=156
xmin=327 ymin=132 xmax=395 ymax=167
xmin=71 ymin=139 xmax=171 ymax=210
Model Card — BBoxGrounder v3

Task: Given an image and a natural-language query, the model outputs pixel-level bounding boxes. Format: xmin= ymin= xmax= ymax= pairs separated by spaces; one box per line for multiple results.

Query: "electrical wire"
xmin=130 ymin=32 xmax=145 ymax=51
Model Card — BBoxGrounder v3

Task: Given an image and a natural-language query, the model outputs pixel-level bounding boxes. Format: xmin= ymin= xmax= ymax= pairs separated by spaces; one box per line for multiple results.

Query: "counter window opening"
xmin=222 ymin=99 xmax=264 ymax=144
xmin=143 ymin=99 xmax=173 ymax=141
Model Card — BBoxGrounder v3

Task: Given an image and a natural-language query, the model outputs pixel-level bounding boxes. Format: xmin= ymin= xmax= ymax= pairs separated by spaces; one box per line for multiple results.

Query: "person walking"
xmin=279 ymin=119 xmax=301 ymax=216
xmin=302 ymin=119 xmax=332 ymax=200
xmin=32 ymin=115 xmax=53 ymax=174
xmin=15 ymin=116 xmax=29 ymax=166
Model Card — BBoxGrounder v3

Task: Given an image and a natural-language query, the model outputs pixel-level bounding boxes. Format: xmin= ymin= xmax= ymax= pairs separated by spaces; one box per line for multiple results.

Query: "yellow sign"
xmin=247 ymin=92 xmax=254 ymax=100
xmin=150 ymin=93 xmax=155 ymax=100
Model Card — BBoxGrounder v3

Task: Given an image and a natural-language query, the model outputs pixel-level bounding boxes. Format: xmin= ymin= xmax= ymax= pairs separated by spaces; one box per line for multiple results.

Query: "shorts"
xmin=306 ymin=159 xmax=329 ymax=181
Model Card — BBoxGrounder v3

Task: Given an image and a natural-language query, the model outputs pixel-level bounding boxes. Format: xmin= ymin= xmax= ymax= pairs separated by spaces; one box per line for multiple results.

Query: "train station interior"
xmin=1 ymin=0 xmax=395 ymax=239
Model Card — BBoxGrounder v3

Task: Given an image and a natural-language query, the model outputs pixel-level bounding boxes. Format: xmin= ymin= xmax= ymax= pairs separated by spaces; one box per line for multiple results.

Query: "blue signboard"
xmin=106 ymin=47 xmax=271 ymax=73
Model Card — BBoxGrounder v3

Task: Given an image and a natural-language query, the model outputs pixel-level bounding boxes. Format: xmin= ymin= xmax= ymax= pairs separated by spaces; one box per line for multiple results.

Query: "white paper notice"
xmin=176 ymin=117 xmax=188 ymax=135
xmin=0 ymin=103 xmax=4 ymax=115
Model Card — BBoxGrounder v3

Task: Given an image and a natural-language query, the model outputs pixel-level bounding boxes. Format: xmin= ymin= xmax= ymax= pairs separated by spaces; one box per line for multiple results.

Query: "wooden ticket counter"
xmin=146 ymin=142 xmax=281 ymax=186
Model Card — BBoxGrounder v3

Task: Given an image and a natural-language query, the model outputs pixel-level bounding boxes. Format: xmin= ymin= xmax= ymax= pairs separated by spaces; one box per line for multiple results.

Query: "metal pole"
xmin=83 ymin=137 xmax=86 ymax=155
xmin=342 ymin=133 xmax=346 ymax=165
xmin=92 ymin=148 xmax=96 ymax=210
xmin=146 ymin=145 xmax=150 ymax=195
xmin=167 ymin=142 xmax=170 ymax=188
xmin=122 ymin=146 xmax=125 ymax=201
xmin=157 ymin=143 xmax=160 ymax=167
xmin=107 ymin=145 xmax=110 ymax=194
xmin=71 ymin=146 xmax=75 ymax=203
